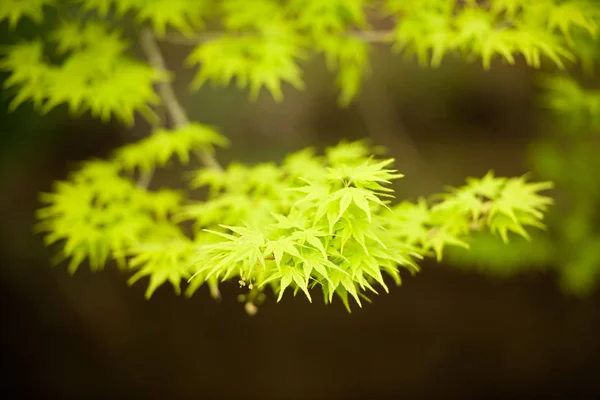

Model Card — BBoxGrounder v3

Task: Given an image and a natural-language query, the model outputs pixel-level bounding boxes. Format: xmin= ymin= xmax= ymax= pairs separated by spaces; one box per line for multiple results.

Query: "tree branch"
xmin=161 ymin=29 xmax=395 ymax=46
xmin=139 ymin=27 xmax=223 ymax=171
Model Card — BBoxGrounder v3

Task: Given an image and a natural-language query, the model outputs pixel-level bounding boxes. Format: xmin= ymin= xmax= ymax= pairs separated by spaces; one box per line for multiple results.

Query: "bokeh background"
xmin=2 ymin=19 xmax=600 ymax=400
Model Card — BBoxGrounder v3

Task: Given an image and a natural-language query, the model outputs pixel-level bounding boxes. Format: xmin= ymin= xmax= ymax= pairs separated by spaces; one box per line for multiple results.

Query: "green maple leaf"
xmin=126 ymin=237 xmax=194 ymax=299
xmin=187 ymin=20 xmax=305 ymax=101
xmin=488 ymin=177 xmax=553 ymax=242
xmin=388 ymin=199 xmax=431 ymax=245
xmin=50 ymin=20 xmax=128 ymax=56
xmin=327 ymin=158 xmax=403 ymax=193
xmin=547 ymin=2 xmax=598 ymax=44
xmin=264 ymin=237 xmax=305 ymax=269
xmin=479 ymin=29 xmax=519 ymax=69
xmin=134 ymin=0 xmax=210 ymax=37
xmin=490 ymin=0 xmax=524 ymax=16
xmin=288 ymin=0 xmax=367 ymax=33
xmin=277 ymin=266 xmax=312 ymax=302
xmin=222 ymin=0 xmax=285 ymax=30
xmin=289 ymin=227 xmax=328 ymax=257
xmin=114 ymin=123 xmax=228 ymax=173
xmin=0 ymin=0 xmax=53 ymax=29
xmin=514 ymin=27 xmax=575 ymax=69
xmin=426 ymin=227 xmax=469 ymax=261
xmin=325 ymin=140 xmax=373 ymax=166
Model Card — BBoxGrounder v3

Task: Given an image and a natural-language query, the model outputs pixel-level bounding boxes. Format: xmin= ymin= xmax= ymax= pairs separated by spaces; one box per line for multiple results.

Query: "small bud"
xmin=245 ymin=302 xmax=258 ymax=316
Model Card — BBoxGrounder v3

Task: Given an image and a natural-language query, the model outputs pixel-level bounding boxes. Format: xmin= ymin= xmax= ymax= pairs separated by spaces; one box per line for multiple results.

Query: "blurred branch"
xmin=136 ymin=168 xmax=154 ymax=189
xmin=161 ymin=29 xmax=395 ymax=45
xmin=139 ymin=27 xmax=223 ymax=171
xmin=356 ymin=52 xmax=441 ymax=193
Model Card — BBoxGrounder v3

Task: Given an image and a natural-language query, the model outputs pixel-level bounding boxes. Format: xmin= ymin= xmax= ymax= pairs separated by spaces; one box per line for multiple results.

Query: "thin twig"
xmin=348 ymin=29 xmax=395 ymax=43
xmin=139 ymin=27 xmax=223 ymax=171
xmin=136 ymin=168 xmax=154 ymax=189
xmin=162 ymin=31 xmax=231 ymax=45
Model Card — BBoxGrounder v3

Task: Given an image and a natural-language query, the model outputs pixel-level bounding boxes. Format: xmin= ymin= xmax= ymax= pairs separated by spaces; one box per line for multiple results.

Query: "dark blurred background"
xmin=2 ymin=26 xmax=600 ymax=400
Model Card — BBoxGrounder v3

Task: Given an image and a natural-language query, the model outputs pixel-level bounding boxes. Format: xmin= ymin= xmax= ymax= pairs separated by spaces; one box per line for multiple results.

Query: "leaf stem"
xmin=137 ymin=168 xmax=154 ymax=189
xmin=139 ymin=27 xmax=223 ymax=171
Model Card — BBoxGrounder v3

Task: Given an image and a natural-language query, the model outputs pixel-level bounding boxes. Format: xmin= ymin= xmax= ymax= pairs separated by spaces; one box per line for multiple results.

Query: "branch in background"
xmin=161 ymin=29 xmax=395 ymax=46
xmin=136 ymin=168 xmax=154 ymax=189
xmin=355 ymin=53 xmax=442 ymax=194
xmin=349 ymin=29 xmax=394 ymax=43
xmin=161 ymin=31 xmax=229 ymax=45
xmin=139 ymin=27 xmax=223 ymax=171
xmin=139 ymin=27 xmax=223 ymax=302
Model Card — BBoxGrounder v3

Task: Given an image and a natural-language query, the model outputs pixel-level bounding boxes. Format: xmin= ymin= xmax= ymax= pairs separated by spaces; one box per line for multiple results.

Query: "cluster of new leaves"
xmin=184 ymin=144 xmax=416 ymax=310
xmin=185 ymin=0 xmax=600 ymax=103
xmin=36 ymin=123 xmax=228 ymax=299
xmin=0 ymin=18 xmax=166 ymax=125
xmin=386 ymin=0 xmax=599 ymax=69
xmin=2 ymin=0 xmax=599 ymax=110
xmin=2 ymin=0 xmax=559 ymax=309
xmin=114 ymin=122 xmax=229 ymax=173
xmin=36 ymin=133 xmax=552 ymax=309
xmin=182 ymin=144 xmax=552 ymax=310
xmin=384 ymin=172 xmax=553 ymax=260
xmin=439 ymin=0 xmax=600 ymax=294
xmin=0 ymin=0 xmax=53 ymax=29
xmin=77 ymin=0 xmax=212 ymax=37
xmin=528 ymin=75 xmax=600 ymax=295
xmin=448 ymin=69 xmax=600 ymax=294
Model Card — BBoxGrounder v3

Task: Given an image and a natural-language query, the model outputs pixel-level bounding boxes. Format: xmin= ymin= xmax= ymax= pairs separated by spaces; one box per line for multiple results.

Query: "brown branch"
xmin=139 ymin=27 xmax=223 ymax=171
xmin=349 ymin=29 xmax=395 ymax=43
xmin=161 ymin=31 xmax=228 ymax=45
xmin=161 ymin=29 xmax=396 ymax=46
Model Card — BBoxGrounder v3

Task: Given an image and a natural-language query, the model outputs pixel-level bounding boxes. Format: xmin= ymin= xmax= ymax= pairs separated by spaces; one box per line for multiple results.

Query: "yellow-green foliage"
xmin=36 ymin=135 xmax=552 ymax=309
xmin=540 ymin=75 xmax=600 ymax=130
xmin=0 ymin=20 xmax=167 ymax=124
xmin=449 ymin=72 xmax=600 ymax=296
xmin=445 ymin=18 xmax=600 ymax=297
xmin=1 ymin=0 xmax=599 ymax=109
xmin=3 ymin=0 xmax=598 ymax=311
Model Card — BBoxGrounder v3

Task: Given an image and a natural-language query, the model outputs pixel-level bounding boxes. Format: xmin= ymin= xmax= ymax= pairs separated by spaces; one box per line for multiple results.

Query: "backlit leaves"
xmin=35 ymin=124 xmax=228 ymax=298
xmin=125 ymin=237 xmax=195 ymax=299
xmin=114 ymin=123 xmax=229 ymax=173
xmin=0 ymin=0 xmax=54 ymax=29
xmin=4 ymin=0 xmax=599 ymax=115
xmin=36 ymin=137 xmax=553 ymax=310
xmin=6 ymin=0 xmax=566 ymax=310
xmin=488 ymin=177 xmax=554 ymax=242
xmin=36 ymin=160 xmax=179 ymax=275
xmin=77 ymin=0 xmax=212 ymax=36
xmin=134 ymin=0 xmax=211 ymax=37
xmin=186 ymin=19 xmax=305 ymax=101
xmin=539 ymin=75 xmax=600 ymax=130
xmin=386 ymin=171 xmax=553 ymax=261
xmin=221 ymin=0 xmax=286 ymax=31
xmin=184 ymin=147 xmax=552 ymax=310
xmin=287 ymin=0 xmax=368 ymax=33
xmin=0 ymin=20 xmax=166 ymax=125
xmin=317 ymin=35 xmax=370 ymax=106
xmin=386 ymin=0 xmax=598 ymax=69
xmin=547 ymin=2 xmax=598 ymax=42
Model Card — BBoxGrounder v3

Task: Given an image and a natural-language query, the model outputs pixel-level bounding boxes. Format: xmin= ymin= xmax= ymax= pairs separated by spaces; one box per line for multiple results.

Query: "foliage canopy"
xmin=2 ymin=0 xmax=599 ymax=312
